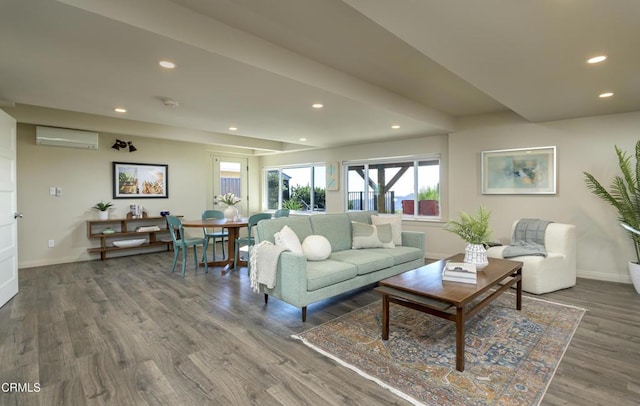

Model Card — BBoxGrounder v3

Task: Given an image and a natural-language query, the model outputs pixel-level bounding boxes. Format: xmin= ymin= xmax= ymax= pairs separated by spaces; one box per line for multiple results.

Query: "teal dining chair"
xmin=234 ymin=212 xmax=272 ymax=271
xmin=201 ymin=209 xmax=229 ymax=261
xmin=166 ymin=215 xmax=208 ymax=277
xmin=274 ymin=209 xmax=290 ymax=218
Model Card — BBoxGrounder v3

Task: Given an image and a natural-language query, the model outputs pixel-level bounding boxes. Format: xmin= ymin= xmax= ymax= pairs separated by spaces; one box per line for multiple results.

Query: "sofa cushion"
xmin=371 ymin=214 xmax=402 ymax=246
xmin=347 ymin=211 xmax=376 ymax=224
xmin=352 ymin=222 xmax=395 ymax=249
xmin=330 ymin=249 xmax=395 ymax=275
xmin=274 ymin=225 xmax=303 ymax=254
xmin=366 ymin=246 xmax=423 ymax=265
xmin=309 ymin=213 xmax=352 ymax=252
xmin=258 ymin=217 xmax=313 ymax=244
xmin=306 ymin=260 xmax=358 ymax=291
xmin=302 ymin=235 xmax=332 ymax=261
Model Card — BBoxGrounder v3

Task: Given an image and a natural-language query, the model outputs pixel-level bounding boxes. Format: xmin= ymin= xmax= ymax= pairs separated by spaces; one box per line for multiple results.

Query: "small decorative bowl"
xmin=112 ymin=239 xmax=146 ymax=248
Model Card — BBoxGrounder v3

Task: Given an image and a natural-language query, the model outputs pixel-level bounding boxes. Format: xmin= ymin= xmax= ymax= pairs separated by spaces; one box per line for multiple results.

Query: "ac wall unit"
xmin=36 ymin=126 xmax=99 ymax=149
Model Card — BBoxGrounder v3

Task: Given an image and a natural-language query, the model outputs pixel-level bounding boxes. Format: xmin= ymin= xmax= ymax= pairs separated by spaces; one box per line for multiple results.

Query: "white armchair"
xmin=487 ymin=221 xmax=576 ymax=294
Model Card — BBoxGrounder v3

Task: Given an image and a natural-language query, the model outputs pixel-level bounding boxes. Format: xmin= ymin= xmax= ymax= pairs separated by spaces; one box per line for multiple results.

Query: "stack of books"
xmin=442 ymin=262 xmax=477 ymax=284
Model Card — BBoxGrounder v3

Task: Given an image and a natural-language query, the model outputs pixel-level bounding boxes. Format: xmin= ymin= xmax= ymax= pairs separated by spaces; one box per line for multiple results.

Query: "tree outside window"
xmin=265 ymin=165 xmax=326 ymax=212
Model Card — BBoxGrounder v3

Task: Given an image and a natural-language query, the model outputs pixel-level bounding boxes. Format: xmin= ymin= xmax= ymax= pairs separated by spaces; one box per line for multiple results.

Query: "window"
xmin=346 ymin=157 xmax=440 ymax=217
xmin=219 ymin=161 xmax=241 ymax=198
xmin=265 ymin=165 xmax=326 ymax=212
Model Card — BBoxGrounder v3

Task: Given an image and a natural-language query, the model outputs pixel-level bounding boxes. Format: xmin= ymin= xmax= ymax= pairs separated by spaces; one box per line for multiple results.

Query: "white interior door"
xmin=0 ymin=110 xmax=18 ymax=309
xmin=212 ymin=156 xmax=248 ymax=214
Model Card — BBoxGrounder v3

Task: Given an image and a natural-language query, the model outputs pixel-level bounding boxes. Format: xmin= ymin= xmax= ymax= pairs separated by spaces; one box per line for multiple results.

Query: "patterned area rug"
xmin=293 ymin=293 xmax=585 ymax=406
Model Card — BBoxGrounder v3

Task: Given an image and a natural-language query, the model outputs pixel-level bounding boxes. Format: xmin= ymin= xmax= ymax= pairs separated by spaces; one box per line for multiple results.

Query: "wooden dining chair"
xmin=234 ymin=212 xmax=272 ymax=271
xmin=201 ymin=209 xmax=229 ymax=261
xmin=166 ymin=215 xmax=208 ymax=277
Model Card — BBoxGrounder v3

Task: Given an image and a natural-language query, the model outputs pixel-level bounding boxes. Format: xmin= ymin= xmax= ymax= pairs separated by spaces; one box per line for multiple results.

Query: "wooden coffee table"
xmin=374 ymin=253 xmax=523 ymax=372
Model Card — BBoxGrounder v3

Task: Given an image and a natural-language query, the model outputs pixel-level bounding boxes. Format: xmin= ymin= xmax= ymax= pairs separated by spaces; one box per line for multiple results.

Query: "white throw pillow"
xmin=301 ymin=235 xmax=332 ymax=261
xmin=371 ymin=215 xmax=402 ymax=246
xmin=274 ymin=225 xmax=303 ymax=254
xmin=351 ymin=221 xmax=395 ymax=249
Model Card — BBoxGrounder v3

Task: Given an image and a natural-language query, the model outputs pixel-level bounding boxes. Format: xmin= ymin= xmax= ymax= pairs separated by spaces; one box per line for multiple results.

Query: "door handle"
xmin=14 ymin=212 xmax=23 ymax=219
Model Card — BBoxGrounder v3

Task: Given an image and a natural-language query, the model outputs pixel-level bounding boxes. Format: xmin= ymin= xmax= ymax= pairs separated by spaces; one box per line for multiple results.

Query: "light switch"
xmin=49 ymin=187 xmax=56 ymax=196
xmin=55 ymin=187 xmax=62 ymax=196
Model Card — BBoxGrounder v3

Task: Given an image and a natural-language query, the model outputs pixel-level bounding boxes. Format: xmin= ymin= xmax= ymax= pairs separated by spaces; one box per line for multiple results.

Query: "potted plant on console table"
xmin=445 ymin=205 xmax=492 ymax=269
xmin=584 ymin=140 xmax=640 ymax=294
xmin=93 ymin=201 xmax=114 ymax=220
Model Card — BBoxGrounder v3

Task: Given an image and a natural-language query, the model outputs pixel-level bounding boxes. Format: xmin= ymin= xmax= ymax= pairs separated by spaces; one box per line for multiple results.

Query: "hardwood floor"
xmin=0 ymin=252 xmax=638 ymax=405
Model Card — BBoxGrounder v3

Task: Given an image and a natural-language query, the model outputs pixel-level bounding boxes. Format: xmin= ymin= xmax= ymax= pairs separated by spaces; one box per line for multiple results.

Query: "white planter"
xmin=224 ymin=206 xmax=239 ymax=221
xmin=464 ymin=243 xmax=489 ymax=269
xmin=628 ymin=262 xmax=640 ymax=294
xmin=98 ymin=211 xmax=109 ymax=220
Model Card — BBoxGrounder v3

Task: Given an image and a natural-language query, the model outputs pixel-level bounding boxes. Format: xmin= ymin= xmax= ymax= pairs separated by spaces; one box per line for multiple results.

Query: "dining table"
xmin=181 ymin=217 xmax=249 ymax=274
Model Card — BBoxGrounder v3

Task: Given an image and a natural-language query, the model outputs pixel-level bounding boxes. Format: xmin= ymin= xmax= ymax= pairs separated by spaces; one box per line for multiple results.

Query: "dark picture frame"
xmin=113 ymin=162 xmax=168 ymax=199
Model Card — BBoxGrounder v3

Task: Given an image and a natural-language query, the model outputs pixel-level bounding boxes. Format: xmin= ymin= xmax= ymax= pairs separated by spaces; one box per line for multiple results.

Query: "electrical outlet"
xmin=48 ymin=240 xmax=54 ymax=248
xmin=49 ymin=187 xmax=56 ymax=196
xmin=55 ymin=187 xmax=62 ymax=196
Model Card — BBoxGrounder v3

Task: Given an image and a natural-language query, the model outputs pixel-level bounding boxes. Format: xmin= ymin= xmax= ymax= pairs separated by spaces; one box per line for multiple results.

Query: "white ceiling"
xmin=1 ymin=0 xmax=638 ymax=154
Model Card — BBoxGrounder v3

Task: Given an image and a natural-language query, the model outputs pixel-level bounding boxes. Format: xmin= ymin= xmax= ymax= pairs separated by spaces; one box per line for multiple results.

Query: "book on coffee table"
xmin=443 ymin=261 xmax=477 ymax=284
xmin=442 ymin=274 xmax=477 ymax=284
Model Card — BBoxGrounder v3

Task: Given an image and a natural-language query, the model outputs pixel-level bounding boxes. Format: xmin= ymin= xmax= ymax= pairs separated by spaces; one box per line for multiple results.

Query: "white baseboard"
xmin=425 ymin=251 xmax=452 ymax=260
xmin=19 ymin=256 xmax=84 ymax=269
xmin=577 ymin=269 xmax=632 ymax=284
xmin=426 ymin=252 xmax=633 ymax=285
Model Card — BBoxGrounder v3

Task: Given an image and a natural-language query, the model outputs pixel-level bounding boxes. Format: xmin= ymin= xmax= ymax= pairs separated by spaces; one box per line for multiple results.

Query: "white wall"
xmin=17 ymin=124 xmax=260 ymax=268
xmin=449 ymin=111 xmax=639 ymax=283
xmin=15 ymin=108 xmax=640 ymax=284
xmin=261 ymin=111 xmax=640 ymax=284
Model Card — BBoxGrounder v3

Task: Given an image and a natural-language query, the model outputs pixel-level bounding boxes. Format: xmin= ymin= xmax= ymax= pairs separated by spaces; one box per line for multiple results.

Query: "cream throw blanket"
xmin=250 ymin=241 xmax=288 ymax=293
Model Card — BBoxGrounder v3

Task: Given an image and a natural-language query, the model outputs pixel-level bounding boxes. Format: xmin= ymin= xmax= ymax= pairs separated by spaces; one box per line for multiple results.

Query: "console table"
xmin=86 ymin=216 xmax=176 ymax=260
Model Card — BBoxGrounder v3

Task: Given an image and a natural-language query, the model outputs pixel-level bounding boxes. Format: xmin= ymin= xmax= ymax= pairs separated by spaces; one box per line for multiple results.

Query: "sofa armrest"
xmin=276 ymin=252 xmax=308 ymax=306
xmin=401 ymin=231 xmax=425 ymax=251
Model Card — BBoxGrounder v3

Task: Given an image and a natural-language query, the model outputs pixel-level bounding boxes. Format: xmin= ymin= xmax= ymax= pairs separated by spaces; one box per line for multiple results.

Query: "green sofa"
xmin=254 ymin=212 xmax=425 ymax=321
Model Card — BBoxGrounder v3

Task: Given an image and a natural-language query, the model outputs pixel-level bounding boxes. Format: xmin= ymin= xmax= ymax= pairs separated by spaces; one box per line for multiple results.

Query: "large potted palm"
xmin=584 ymin=140 xmax=640 ymax=293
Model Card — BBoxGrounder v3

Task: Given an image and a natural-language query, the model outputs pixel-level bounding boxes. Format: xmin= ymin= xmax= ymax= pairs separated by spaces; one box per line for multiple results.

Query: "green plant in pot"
xmin=93 ymin=201 xmax=114 ymax=220
xmin=445 ymin=205 xmax=492 ymax=269
xmin=584 ymin=140 xmax=640 ymax=293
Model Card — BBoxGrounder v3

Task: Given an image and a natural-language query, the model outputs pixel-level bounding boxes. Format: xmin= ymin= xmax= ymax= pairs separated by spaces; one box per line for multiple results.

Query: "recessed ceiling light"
xmin=312 ymin=103 xmax=324 ymax=109
xmin=159 ymin=60 xmax=177 ymax=69
xmin=587 ymin=55 xmax=607 ymax=64
xmin=599 ymin=92 xmax=614 ymax=98
xmin=391 ymin=125 xmax=401 ymax=129
xmin=299 ymin=138 xmax=307 ymax=142
xmin=229 ymin=127 xmax=238 ymax=131
xmin=114 ymin=107 xmax=127 ymax=113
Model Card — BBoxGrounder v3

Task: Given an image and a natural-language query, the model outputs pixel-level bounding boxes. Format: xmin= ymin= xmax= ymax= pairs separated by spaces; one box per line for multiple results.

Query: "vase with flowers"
xmin=217 ymin=192 xmax=241 ymax=221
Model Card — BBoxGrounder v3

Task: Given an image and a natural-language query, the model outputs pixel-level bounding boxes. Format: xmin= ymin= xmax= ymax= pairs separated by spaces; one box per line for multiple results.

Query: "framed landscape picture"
xmin=481 ymin=146 xmax=556 ymax=194
xmin=113 ymin=162 xmax=168 ymax=199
